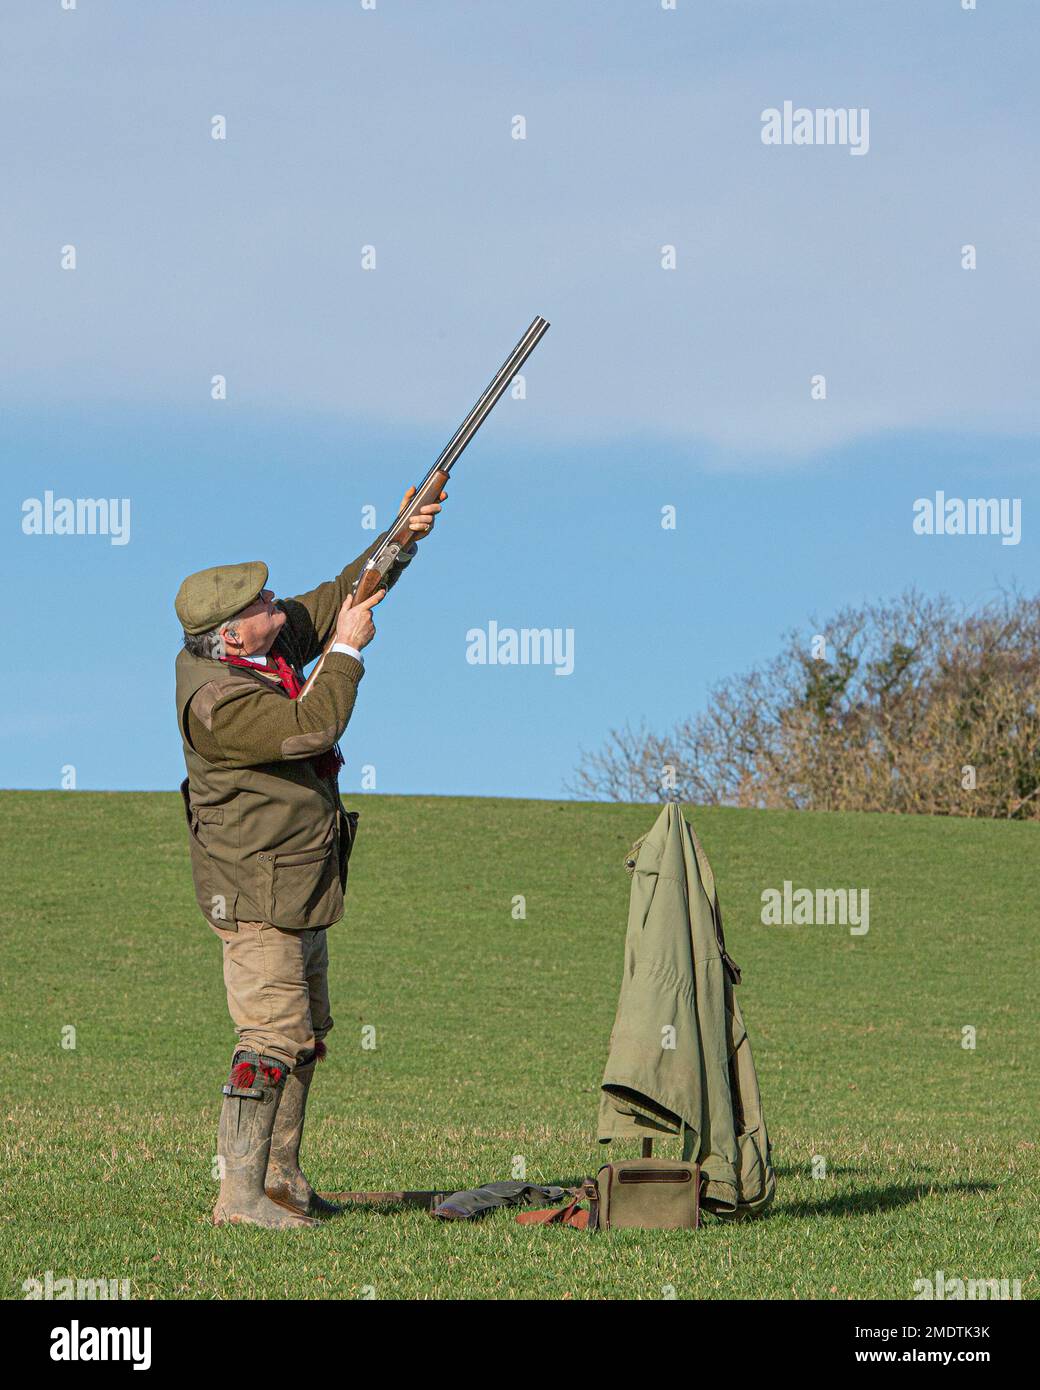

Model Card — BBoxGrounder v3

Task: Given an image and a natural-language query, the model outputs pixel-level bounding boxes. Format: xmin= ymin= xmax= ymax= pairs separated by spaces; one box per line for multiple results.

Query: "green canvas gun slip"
xmin=297 ymin=315 xmax=550 ymax=700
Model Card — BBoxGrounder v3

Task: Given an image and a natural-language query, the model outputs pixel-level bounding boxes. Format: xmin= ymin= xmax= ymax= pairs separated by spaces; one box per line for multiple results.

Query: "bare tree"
xmin=570 ymin=590 xmax=1040 ymax=819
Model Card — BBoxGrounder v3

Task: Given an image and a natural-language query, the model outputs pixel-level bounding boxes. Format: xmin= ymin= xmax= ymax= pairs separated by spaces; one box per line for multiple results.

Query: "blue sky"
xmin=2 ymin=0 xmax=1037 ymax=795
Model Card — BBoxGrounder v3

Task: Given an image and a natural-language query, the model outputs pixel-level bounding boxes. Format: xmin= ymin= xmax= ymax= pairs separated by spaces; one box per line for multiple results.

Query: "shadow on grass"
xmin=781 ymin=1179 xmax=996 ymax=1219
xmin=321 ymin=1176 xmax=995 ymax=1224
xmin=320 ymin=1178 xmax=593 ymax=1219
xmin=774 ymin=1163 xmax=875 ymax=1179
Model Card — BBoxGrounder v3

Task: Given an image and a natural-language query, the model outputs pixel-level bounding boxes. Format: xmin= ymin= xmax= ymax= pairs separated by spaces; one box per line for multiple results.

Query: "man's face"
xmin=222 ymin=588 xmax=286 ymax=657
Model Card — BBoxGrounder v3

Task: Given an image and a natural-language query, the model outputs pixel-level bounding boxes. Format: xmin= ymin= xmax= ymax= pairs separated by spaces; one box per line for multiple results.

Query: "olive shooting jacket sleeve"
xmin=186 ymin=651 xmax=364 ymax=770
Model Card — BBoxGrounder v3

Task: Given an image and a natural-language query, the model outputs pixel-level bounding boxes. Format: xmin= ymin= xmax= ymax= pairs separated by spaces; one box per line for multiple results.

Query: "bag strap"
xmin=516 ymin=1180 xmax=599 ymax=1231
xmin=515 ymin=1197 xmax=586 ymax=1229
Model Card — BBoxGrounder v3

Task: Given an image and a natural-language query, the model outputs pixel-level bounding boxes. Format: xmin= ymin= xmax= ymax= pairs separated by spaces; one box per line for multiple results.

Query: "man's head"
xmin=176 ymin=561 xmax=287 ymax=660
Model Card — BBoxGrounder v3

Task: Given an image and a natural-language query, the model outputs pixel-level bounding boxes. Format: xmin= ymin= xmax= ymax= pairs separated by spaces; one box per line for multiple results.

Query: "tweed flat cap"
xmin=175 ymin=560 xmax=269 ymax=635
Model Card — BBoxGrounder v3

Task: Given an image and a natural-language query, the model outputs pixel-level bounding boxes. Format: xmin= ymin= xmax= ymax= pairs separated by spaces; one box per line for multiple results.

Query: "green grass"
xmin=1 ymin=792 xmax=1036 ymax=1300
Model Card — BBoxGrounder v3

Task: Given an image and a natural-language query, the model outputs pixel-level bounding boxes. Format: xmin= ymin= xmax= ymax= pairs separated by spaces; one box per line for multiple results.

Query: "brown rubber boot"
xmin=213 ymin=1051 xmax=320 ymax=1229
xmin=265 ymin=1046 xmax=341 ymax=1218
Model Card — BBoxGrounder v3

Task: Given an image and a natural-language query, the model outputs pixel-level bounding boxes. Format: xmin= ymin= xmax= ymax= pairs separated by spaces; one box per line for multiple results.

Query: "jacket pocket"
xmin=180 ymin=779 xmax=237 ymax=924
xmin=257 ymin=837 xmax=343 ymax=930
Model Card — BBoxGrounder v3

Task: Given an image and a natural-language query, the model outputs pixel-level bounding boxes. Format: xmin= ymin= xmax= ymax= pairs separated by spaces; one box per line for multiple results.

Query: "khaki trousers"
xmin=211 ymin=921 xmax=333 ymax=1069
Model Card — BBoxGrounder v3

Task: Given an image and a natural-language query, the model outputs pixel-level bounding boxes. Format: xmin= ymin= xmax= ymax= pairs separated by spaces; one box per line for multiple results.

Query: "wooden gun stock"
xmin=354 ymin=468 xmax=450 ymax=609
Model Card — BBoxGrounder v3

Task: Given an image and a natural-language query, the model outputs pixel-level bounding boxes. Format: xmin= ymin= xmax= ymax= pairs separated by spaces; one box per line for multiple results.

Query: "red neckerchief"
xmin=220 ymin=648 xmax=344 ymax=782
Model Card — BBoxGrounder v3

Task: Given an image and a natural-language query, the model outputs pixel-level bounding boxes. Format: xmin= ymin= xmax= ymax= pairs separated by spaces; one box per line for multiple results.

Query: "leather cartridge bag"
xmin=596 ymin=1158 xmax=700 ymax=1230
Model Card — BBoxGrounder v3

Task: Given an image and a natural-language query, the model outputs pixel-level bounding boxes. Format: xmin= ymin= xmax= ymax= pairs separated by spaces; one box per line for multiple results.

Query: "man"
xmin=174 ymin=489 xmax=443 ymax=1229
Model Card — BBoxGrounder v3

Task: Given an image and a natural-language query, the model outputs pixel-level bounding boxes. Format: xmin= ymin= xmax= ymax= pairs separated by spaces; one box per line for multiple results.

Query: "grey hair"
xmin=183 ymin=621 xmax=238 ymax=660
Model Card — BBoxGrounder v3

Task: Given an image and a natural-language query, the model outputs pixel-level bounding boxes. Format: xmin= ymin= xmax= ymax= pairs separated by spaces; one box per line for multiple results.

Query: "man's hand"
xmin=335 ymin=588 xmax=385 ymax=651
xmin=398 ymin=485 xmax=446 ymax=538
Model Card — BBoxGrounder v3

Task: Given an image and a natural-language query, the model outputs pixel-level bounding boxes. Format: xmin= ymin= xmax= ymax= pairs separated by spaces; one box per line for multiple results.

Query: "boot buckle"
xmin=222 ymin=1081 xmax=265 ymax=1101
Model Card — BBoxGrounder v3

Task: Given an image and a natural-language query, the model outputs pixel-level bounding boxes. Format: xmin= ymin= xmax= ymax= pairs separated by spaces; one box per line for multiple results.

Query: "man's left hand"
xmin=398 ymin=486 xmax=446 ymax=539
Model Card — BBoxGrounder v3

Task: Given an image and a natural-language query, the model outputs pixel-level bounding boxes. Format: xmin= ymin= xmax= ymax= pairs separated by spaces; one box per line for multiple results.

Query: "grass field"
xmin=1 ymin=791 xmax=1036 ymax=1301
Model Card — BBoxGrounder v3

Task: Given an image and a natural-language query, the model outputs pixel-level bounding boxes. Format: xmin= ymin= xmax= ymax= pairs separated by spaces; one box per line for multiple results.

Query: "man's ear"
xmin=221 ymin=622 xmax=240 ymax=652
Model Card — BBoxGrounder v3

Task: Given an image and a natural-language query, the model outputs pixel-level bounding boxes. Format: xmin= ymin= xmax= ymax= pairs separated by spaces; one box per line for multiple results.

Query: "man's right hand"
xmin=335 ymin=588 xmax=385 ymax=651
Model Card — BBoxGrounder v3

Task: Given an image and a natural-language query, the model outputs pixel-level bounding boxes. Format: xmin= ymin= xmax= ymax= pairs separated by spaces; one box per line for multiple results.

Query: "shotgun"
xmin=297 ymin=314 xmax=550 ymax=700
